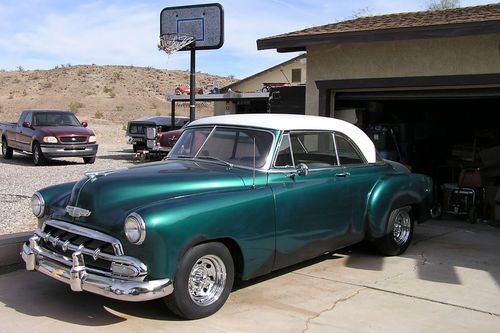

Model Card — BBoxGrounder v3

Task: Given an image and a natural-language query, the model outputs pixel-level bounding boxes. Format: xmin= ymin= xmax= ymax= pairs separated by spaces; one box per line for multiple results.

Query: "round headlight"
xmin=124 ymin=213 xmax=146 ymax=245
xmin=31 ymin=192 xmax=45 ymax=217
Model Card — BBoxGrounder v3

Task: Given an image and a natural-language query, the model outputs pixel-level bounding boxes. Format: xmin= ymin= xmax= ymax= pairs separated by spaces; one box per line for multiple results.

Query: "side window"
xmin=275 ymin=133 xmax=293 ymax=167
xmin=334 ymin=134 xmax=365 ymax=165
xmin=290 ymin=132 xmax=337 ymax=168
xmin=18 ymin=112 xmax=28 ymax=126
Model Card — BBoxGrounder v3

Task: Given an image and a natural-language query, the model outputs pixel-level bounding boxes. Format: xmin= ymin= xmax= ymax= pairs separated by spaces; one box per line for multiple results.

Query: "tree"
xmin=426 ymin=0 xmax=461 ymax=10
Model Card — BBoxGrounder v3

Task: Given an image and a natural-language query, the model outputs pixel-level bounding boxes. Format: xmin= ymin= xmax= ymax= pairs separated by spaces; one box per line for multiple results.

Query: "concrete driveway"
xmin=1 ymin=219 xmax=499 ymax=332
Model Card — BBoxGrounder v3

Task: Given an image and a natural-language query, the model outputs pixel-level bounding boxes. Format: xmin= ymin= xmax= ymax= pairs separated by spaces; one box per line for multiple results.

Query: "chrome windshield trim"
xmin=167 ymin=125 xmax=278 ymax=170
xmin=43 ymin=219 xmax=124 ymax=255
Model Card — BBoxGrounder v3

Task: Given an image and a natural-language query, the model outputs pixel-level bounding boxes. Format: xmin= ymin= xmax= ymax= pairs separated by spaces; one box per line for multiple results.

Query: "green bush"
xmin=68 ymin=101 xmax=84 ymax=114
xmin=94 ymin=111 xmax=104 ymax=119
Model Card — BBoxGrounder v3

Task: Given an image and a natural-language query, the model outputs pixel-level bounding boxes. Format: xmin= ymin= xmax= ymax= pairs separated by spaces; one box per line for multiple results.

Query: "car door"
xmin=269 ymin=131 xmax=353 ymax=270
xmin=334 ymin=133 xmax=389 ymax=237
xmin=17 ymin=111 xmax=34 ymax=152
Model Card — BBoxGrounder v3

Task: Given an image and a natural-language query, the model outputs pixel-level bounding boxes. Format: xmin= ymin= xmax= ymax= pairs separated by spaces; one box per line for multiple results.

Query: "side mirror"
xmin=81 ymin=122 xmax=88 ymax=128
xmin=296 ymin=163 xmax=309 ymax=176
xmin=22 ymin=121 xmax=31 ymax=128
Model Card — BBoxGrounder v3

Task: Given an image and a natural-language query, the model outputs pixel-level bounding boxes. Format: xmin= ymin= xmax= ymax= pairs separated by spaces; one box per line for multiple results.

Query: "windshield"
xmin=168 ymin=126 xmax=274 ymax=169
xmin=33 ymin=112 xmax=81 ymax=127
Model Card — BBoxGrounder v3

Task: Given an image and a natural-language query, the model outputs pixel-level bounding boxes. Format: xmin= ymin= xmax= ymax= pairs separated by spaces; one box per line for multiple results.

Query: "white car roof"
xmin=188 ymin=114 xmax=377 ymax=163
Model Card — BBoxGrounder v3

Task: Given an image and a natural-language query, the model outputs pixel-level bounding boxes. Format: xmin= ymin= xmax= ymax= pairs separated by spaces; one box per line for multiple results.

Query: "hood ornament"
xmin=85 ymin=167 xmax=128 ymax=182
xmin=66 ymin=206 xmax=91 ymax=218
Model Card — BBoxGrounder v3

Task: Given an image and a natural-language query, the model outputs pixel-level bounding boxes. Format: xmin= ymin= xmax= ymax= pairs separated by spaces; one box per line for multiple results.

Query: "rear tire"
xmin=83 ymin=156 xmax=96 ymax=164
xmin=375 ymin=206 xmax=414 ymax=256
xmin=1 ymin=137 xmax=13 ymax=159
xmin=32 ymin=142 xmax=46 ymax=166
xmin=165 ymin=242 xmax=234 ymax=319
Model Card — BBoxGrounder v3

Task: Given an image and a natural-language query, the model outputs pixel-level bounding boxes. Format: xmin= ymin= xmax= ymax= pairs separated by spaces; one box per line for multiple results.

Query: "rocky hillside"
xmin=0 ymin=65 xmax=237 ymax=127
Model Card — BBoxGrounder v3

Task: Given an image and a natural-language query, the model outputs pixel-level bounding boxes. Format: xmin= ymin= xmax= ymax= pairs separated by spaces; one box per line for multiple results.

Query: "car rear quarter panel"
xmin=366 ymin=173 xmax=433 ymax=238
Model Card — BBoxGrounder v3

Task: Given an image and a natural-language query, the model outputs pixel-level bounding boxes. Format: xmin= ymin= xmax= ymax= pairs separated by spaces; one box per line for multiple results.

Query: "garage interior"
xmin=334 ymin=87 xmax=500 ymax=221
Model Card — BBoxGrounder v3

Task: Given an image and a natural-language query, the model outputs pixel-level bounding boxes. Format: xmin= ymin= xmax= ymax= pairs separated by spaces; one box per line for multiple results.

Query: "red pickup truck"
xmin=0 ymin=109 xmax=98 ymax=165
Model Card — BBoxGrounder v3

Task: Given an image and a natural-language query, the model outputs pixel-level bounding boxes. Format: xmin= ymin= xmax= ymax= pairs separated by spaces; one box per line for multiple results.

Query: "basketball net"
xmin=158 ymin=33 xmax=195 ymax=55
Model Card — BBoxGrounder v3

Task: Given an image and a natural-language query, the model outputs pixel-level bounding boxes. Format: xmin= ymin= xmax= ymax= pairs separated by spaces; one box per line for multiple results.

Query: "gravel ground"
xmin=0 ymin=144 xmax=143 ymax=235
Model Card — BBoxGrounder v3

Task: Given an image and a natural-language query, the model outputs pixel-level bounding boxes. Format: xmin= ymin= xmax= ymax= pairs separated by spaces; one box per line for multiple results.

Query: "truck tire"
xmin=83 ymin=156 xmax=96 ymax=164
xmin=32 ymin=142 xmax=47 ymax=166
xmin=2 ymin=137 xmax=13 ymax=159
xmin=375 ymin=206 xmax=414 ymax=256
xmin=165 ymin=242 xmax=234 ymax=319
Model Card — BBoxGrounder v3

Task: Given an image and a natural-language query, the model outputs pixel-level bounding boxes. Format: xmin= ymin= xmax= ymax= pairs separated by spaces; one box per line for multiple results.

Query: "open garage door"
xmin=333 ymin=87 xmax=500 ymax=221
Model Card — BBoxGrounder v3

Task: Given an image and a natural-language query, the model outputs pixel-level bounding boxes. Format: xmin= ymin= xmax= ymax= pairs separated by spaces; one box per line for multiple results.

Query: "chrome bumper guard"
xmin=21 ymin=235 xmax=173 ymax=302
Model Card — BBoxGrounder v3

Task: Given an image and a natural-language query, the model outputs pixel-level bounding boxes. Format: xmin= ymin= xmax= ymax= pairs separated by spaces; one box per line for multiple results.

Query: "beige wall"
xmin=214 ymin=101 xmax=236 ymax=115
xmin=230 ymin=57 xmax=307 ymax=93
xmin=305 ymin=34 xmax=500 ymax=116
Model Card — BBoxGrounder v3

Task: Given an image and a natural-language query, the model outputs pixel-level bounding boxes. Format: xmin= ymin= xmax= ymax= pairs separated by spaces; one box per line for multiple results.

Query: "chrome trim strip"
xmin=22 ymin=243 xmax=173 ymax=302
xmin=43 ymin=219 xmax=124 ymax=255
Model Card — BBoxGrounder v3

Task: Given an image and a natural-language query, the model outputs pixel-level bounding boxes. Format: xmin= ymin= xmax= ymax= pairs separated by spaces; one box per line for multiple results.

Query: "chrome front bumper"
xmin=21 ymin=235 xmax=173 ymax=302
xmin=40 ymin=144 xmax=98 ymax=157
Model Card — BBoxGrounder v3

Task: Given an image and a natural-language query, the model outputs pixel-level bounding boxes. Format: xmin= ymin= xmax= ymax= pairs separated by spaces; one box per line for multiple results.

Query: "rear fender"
xmin=366 ymin=174 xmax=433 ymax=239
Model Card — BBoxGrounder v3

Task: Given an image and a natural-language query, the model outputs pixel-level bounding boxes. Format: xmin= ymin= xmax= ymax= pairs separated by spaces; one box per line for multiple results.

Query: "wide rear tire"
xmin=375 ymin=206 xmax=414 ymax=256
xmin=165 ymin=242 xmax=234 ymax=319
xmin=1 ymin=137 xmax=13 ymax=159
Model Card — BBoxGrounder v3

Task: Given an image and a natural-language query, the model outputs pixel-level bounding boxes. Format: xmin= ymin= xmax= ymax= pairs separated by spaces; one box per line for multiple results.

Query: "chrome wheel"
xmin=188 ymin=254 xmax=226 ymax=306
xmin=392 ymin=209 xmax=411 ymax=246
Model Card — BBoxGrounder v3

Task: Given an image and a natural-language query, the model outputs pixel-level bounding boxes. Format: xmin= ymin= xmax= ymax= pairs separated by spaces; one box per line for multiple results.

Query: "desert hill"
xmin=0 ymin=65 xmax=237 ymax=144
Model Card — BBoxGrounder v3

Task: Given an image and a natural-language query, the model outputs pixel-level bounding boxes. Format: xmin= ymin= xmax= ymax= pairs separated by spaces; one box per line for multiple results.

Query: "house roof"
xmin=257 ymin=3 xmax=500 ymax=52
xmin=222 ymin=54 xmax=306 ymax=92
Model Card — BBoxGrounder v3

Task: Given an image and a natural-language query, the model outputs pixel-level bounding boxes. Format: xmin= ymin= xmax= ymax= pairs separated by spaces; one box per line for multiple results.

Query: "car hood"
xmin=36 ymin=126 xmax=95 ymax=137
xmin=55 ymin=159 xmax=249 ymax=233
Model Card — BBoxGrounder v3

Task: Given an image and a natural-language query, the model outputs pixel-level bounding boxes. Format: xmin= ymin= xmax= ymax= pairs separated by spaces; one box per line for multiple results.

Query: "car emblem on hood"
xmin=66 ymin=206 xmax=91 ymax=218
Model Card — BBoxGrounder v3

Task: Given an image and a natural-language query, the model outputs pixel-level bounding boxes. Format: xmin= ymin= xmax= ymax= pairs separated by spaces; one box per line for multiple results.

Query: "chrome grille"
xmin=60 ymin=136 xmax=87 ymax=143
xmin=37 ymin=220 xmax=126 ymax=276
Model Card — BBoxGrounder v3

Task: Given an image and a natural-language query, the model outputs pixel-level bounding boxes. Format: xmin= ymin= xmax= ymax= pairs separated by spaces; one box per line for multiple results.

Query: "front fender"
xmin=366 ymin=173 xmax=433 ymax=239
xmin=125 ymin=186 xmax=276 ymax=281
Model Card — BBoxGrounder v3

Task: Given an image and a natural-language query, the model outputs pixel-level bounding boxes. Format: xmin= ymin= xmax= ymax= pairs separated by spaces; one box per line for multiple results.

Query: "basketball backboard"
xmin=160 ymin=3 xmax=224 ymax=51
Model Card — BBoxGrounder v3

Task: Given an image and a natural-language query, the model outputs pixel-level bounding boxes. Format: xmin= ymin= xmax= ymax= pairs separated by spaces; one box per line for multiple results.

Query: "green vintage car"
xmin=22 ymin=114 xmax=436 ymax=319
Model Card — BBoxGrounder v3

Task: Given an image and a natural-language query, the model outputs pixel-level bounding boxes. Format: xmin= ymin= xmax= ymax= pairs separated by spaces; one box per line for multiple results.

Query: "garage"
xmin=257 ymin=4 xmax=500 ymax=221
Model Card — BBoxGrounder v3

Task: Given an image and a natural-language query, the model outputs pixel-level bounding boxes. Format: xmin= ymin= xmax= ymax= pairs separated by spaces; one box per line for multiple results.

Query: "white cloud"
xmin=0 ymin=0 xmax=497 ymax=77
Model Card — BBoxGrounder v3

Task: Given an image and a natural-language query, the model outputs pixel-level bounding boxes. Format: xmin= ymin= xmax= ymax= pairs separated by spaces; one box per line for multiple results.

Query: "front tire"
xmin=83 ymin=156 xmax=96 ymax=164
xmin=375 ymin=206 xmax=414 ymax=256
xmin=32 ymin=142 xmax=47 ymax=166
xmin=1 ymin=137 xmax=13 ymax=159
xmin=165 ymin=242 xmax=234 ymax=319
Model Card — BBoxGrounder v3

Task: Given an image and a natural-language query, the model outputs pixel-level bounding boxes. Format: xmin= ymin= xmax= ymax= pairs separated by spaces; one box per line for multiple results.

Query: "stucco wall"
xmin=230 ymin=57 xmax=307 ymax=93
xmin=305 ymin=34 xmax=500 ymax=116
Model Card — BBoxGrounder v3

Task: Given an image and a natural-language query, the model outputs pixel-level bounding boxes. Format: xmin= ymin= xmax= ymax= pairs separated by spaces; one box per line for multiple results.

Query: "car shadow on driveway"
xmin=0 ymin=270 xmax=180 ymax=325
xmin=340 ymin=219 xmax=500 ymax=287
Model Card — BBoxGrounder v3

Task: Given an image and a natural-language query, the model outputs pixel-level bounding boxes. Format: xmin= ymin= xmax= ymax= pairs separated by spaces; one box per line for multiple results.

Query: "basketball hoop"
xmin=158 ymin=33 xmax=195 ymax=55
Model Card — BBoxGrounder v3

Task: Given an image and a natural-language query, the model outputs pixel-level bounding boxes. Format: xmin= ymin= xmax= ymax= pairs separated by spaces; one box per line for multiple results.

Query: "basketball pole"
xmin=189 ymin=42 xmax=196 ymax=122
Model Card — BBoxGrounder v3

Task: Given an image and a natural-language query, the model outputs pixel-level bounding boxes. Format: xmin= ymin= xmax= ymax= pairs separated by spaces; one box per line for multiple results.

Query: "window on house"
xmin=291 ymin=69 xmax=302 ymax=83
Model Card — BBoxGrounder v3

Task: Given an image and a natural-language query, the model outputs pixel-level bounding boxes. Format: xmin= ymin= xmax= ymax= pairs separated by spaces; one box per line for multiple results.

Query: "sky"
xmin=0 ymin=0 xmax=496 ymax=79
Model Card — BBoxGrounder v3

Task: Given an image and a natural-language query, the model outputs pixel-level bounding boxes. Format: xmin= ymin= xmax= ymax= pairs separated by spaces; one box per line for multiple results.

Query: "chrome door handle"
xmin=335 ymin=172 xmax=351 ymax=178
